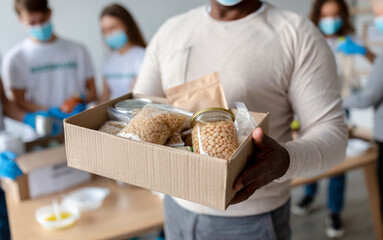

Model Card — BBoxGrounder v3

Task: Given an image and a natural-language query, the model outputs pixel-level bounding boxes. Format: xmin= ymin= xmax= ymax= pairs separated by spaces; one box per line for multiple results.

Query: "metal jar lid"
xmin=191 ymin=107 xmax=235 ymax=127
xmin=115 ymin=98 xmax=152 ymax=114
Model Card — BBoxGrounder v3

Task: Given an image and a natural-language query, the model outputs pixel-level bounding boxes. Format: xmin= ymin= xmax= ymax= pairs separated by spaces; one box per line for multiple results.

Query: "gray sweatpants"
xmin=164 ymin=196 xmax=291 ymax=240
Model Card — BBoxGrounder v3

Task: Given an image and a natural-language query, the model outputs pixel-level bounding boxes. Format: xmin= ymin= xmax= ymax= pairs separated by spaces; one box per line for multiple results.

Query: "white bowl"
xmin=346 ymin=139 xmax=371 ymax=157
xmin=62 ymin=187 xmax=110 ymax=212
xmin=35 ymin=205 xmax=80 ymax=231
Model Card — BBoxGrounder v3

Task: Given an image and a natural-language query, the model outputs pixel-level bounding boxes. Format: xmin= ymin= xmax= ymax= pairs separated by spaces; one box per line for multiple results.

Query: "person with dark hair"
xmin=0 ymin=55 xmax=50 ymax=240
xmin=2 ymin=0 xmax=97 ymax=137
xmin=134 ymin=0 xmax=348 ymax=239
xmin=292 ymin=0 xmax=375 ymax=238
xmin=99 ymin=4 xmax=146 ymax=102
xmin=344 ymin=0 xmax=383 ymax=225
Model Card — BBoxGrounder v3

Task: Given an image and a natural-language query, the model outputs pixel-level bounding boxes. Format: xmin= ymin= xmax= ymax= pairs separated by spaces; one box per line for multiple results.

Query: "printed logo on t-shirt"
xmin=30 ymin=61 xmax=78 ymax=74
xmin=105 ymin=73 xmax=136 ymax=79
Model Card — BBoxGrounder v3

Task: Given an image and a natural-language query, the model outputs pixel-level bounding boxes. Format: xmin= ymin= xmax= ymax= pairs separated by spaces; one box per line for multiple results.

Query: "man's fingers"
xmin=252 ymin=127 xmax=275 ymax=152
xmin=230 ymin=182 xmax=259 ymax=205
xmin=252 ymin=127 xmax=264 ymax=148
xmin=234 ymin=162 xmax=263 ymax=191
xmin=231 ymin=173 xmax=273 ymax=205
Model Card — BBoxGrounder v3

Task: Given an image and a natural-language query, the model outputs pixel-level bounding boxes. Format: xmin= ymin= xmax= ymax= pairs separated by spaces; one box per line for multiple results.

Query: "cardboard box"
xmin=1 ymin=142 xmax=92 ymax=202
xmin=64 ymin=94 xmax=269 ymax=210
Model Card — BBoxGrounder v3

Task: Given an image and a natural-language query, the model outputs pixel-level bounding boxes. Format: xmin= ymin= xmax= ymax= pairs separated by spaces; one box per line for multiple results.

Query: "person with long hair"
xmin=343 ymin=0 xmax=383 ymax=227
xmin=99 ymin=4 xmax=146 ymax=102
xmin=292 ymin=0 xmax=375 ymax=238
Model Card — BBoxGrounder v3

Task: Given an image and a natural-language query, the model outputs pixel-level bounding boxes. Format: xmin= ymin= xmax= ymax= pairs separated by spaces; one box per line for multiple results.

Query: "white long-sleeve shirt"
xmin=134 ymin=3 xmax=348 ymax=216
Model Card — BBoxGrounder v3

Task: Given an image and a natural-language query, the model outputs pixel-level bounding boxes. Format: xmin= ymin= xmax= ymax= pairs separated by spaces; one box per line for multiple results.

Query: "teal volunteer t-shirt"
xmin=103 ymin=46 xmax=145 ymax=99
xmin=2 ymin=38 xmax=94 ymax=107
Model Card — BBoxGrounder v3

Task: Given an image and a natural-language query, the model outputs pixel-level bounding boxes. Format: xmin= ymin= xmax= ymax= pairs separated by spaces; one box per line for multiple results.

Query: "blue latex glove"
xmin=23 ymin=111 xmax=50 ymax=129
xmin=23 ymin=111 xmax=60 ymax=136
xmin=337 ymin=36 xmax=367 ymax=55
xmin=0 ymin=151 xmax=22 ymax=180
xmin=49 ymin=103 xmax=86 ymax=120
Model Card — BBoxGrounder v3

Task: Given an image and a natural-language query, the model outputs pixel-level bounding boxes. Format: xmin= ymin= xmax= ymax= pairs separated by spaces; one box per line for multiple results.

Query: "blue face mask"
xmin=375 ymin=17 xmax=383 ymax=33
xmin=29 ymin=21 xmax=53 ymax=42
xmin=319 ymin=17 xmax=343 ymax=36
xmin=216 ymin=0 xmax=242 ymax=6
xmin=105 ymin=30 xmax=128 ymax=50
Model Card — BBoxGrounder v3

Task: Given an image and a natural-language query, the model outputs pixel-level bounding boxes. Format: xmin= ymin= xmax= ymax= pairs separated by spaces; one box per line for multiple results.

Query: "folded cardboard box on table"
xmin=0 ymin=137 xmax=92 ymax=202
xmin=64 ymin=93 xmax=269 ymax=210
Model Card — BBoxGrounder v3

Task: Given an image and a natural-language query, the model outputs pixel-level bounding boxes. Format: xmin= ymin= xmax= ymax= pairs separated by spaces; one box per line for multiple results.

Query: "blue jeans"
xmin=305 ymin=174 xmax=346 ymax=213
xmin=164 ymin=196 xmax=291 ymax=240
xmin=0 ymin=189 xmax=10 ymax=240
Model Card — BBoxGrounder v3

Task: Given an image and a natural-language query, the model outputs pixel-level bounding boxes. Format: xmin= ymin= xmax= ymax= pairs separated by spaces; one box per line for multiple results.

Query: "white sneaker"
xmin=292 ymin=196 xmax=315 ymax=217
xmin=325 ymin=213 xmax=345 ymax=239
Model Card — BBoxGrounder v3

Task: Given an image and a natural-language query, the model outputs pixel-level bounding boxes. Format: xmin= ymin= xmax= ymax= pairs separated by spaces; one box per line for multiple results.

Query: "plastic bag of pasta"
xmin=99 ymin=121 xmax=128 ymax=135
xmin=117 ymin=104 xmax=192 ymax=145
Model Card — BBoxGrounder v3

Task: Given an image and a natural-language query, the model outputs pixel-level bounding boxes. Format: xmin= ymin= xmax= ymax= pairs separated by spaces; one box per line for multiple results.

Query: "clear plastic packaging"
xmin=234 ymin=102 xmax=258 ymax=145
xmin=106 ymin=107 xmax=135 ymax=123
xmin=117 ymin=104 xmax=191 ymax=145
xmin=191 ymin=108 xmax=239 ymax=160
xmin=114 ymin=98 xmax=152 ymax=114
xmin=165 ymin=132 xmax=185 ymax=147
xmin=98 ymin=121 xmax=127 ymax=135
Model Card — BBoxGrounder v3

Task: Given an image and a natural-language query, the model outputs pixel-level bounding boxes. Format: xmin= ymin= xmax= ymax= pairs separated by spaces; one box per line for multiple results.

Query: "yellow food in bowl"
xmin=45 ymin=212 xmax=72 ymax=221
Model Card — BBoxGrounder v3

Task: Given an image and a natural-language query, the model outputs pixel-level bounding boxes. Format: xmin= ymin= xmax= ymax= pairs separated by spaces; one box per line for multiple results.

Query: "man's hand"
xmin=231 ymin=128 xmax=290 ymax=205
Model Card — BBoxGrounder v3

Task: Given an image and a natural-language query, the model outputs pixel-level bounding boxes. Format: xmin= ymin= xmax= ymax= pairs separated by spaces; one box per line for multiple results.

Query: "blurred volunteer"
xmin=292 ymin=0 xmax=375 ymax=238
xmin=0 ymin=56 xmax=47 ymax=240
xmin=343 ymin=0 xmax=383 ymax=224
xmin=134 ymin=0 xmax=347 ymax=239
xmin=99 ymin=4 xmax=146 ymax=102
xmin=2 ymin=0 xmax=97 ymax=130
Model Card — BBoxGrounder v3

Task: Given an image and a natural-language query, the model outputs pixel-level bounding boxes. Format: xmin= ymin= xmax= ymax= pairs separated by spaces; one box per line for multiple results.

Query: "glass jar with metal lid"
xmin=114 ymin=98 xmax=152 ymax=115
xmin=191 ymin=107 xmax=239 ymax=160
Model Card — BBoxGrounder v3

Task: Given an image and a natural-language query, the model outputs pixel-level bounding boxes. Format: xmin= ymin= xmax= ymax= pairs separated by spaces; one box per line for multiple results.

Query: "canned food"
xmin=191 ymin=108 xmax=239 ymax=160
xmin=35 ymin=115 xmax=53 ymax=138
xmin=115 ymin=98 xmax=152 ymax=114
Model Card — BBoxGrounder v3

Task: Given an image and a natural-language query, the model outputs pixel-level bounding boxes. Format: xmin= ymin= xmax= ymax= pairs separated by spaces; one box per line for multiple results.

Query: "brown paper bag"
xmin=164 ymin=72 xmax=228 ymax=113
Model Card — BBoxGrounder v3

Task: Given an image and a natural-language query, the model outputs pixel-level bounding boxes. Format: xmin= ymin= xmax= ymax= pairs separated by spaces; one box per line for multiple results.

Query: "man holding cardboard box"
xmin=134 ymin=0 xmax=348 ymax=239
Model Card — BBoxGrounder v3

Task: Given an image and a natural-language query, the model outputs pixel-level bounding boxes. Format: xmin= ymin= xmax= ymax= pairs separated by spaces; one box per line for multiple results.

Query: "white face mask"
xmin=216 ymin=0 xmax=242 ymax=7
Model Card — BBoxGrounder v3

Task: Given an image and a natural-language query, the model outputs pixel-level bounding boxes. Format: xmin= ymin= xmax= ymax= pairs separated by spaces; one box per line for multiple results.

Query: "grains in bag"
xmin=118 ymin=105 xmax=191 ymax=145
xmin=166 ymin=132 xmax=185 ymax=147
xmin=99 ymin=121 xmax=128 ymax=135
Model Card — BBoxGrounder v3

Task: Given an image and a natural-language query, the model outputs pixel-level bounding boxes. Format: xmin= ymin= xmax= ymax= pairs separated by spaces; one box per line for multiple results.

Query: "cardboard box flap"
xmin=16 ymin=146 xmax=66 ymax=173
xmin=64 ymin=94 xmax=270 ymax=210
xmin=65 ymin=93 xmax=167 ymax=129
xmin=63 ymin=94 xmax=132 ymax=129
xmin=65 ymin=122 xmax=229 ymax=209
xmin=225 ymin=113 xmax=270 ymax=207
xmin=229 ymin=112 xmax=270 ymax=161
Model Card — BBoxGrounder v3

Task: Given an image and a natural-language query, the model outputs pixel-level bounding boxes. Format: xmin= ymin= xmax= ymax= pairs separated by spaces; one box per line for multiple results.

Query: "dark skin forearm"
xmin=85 ymin=77 xmax=97 ymax=103
xmin=98 ymin=78 xmax=110 ymax=104
xmin=11 ymin=89 xmax=47 ymax=112
xmin=365 ymin=49 xmax=376 ymax=64
xmin=0 ymin=80 xmax=26 ymax=122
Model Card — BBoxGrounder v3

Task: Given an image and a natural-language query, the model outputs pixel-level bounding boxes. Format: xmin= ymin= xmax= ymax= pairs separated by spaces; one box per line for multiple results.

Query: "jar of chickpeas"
xmin=191 ymin=108 xmax=239 ymax=160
